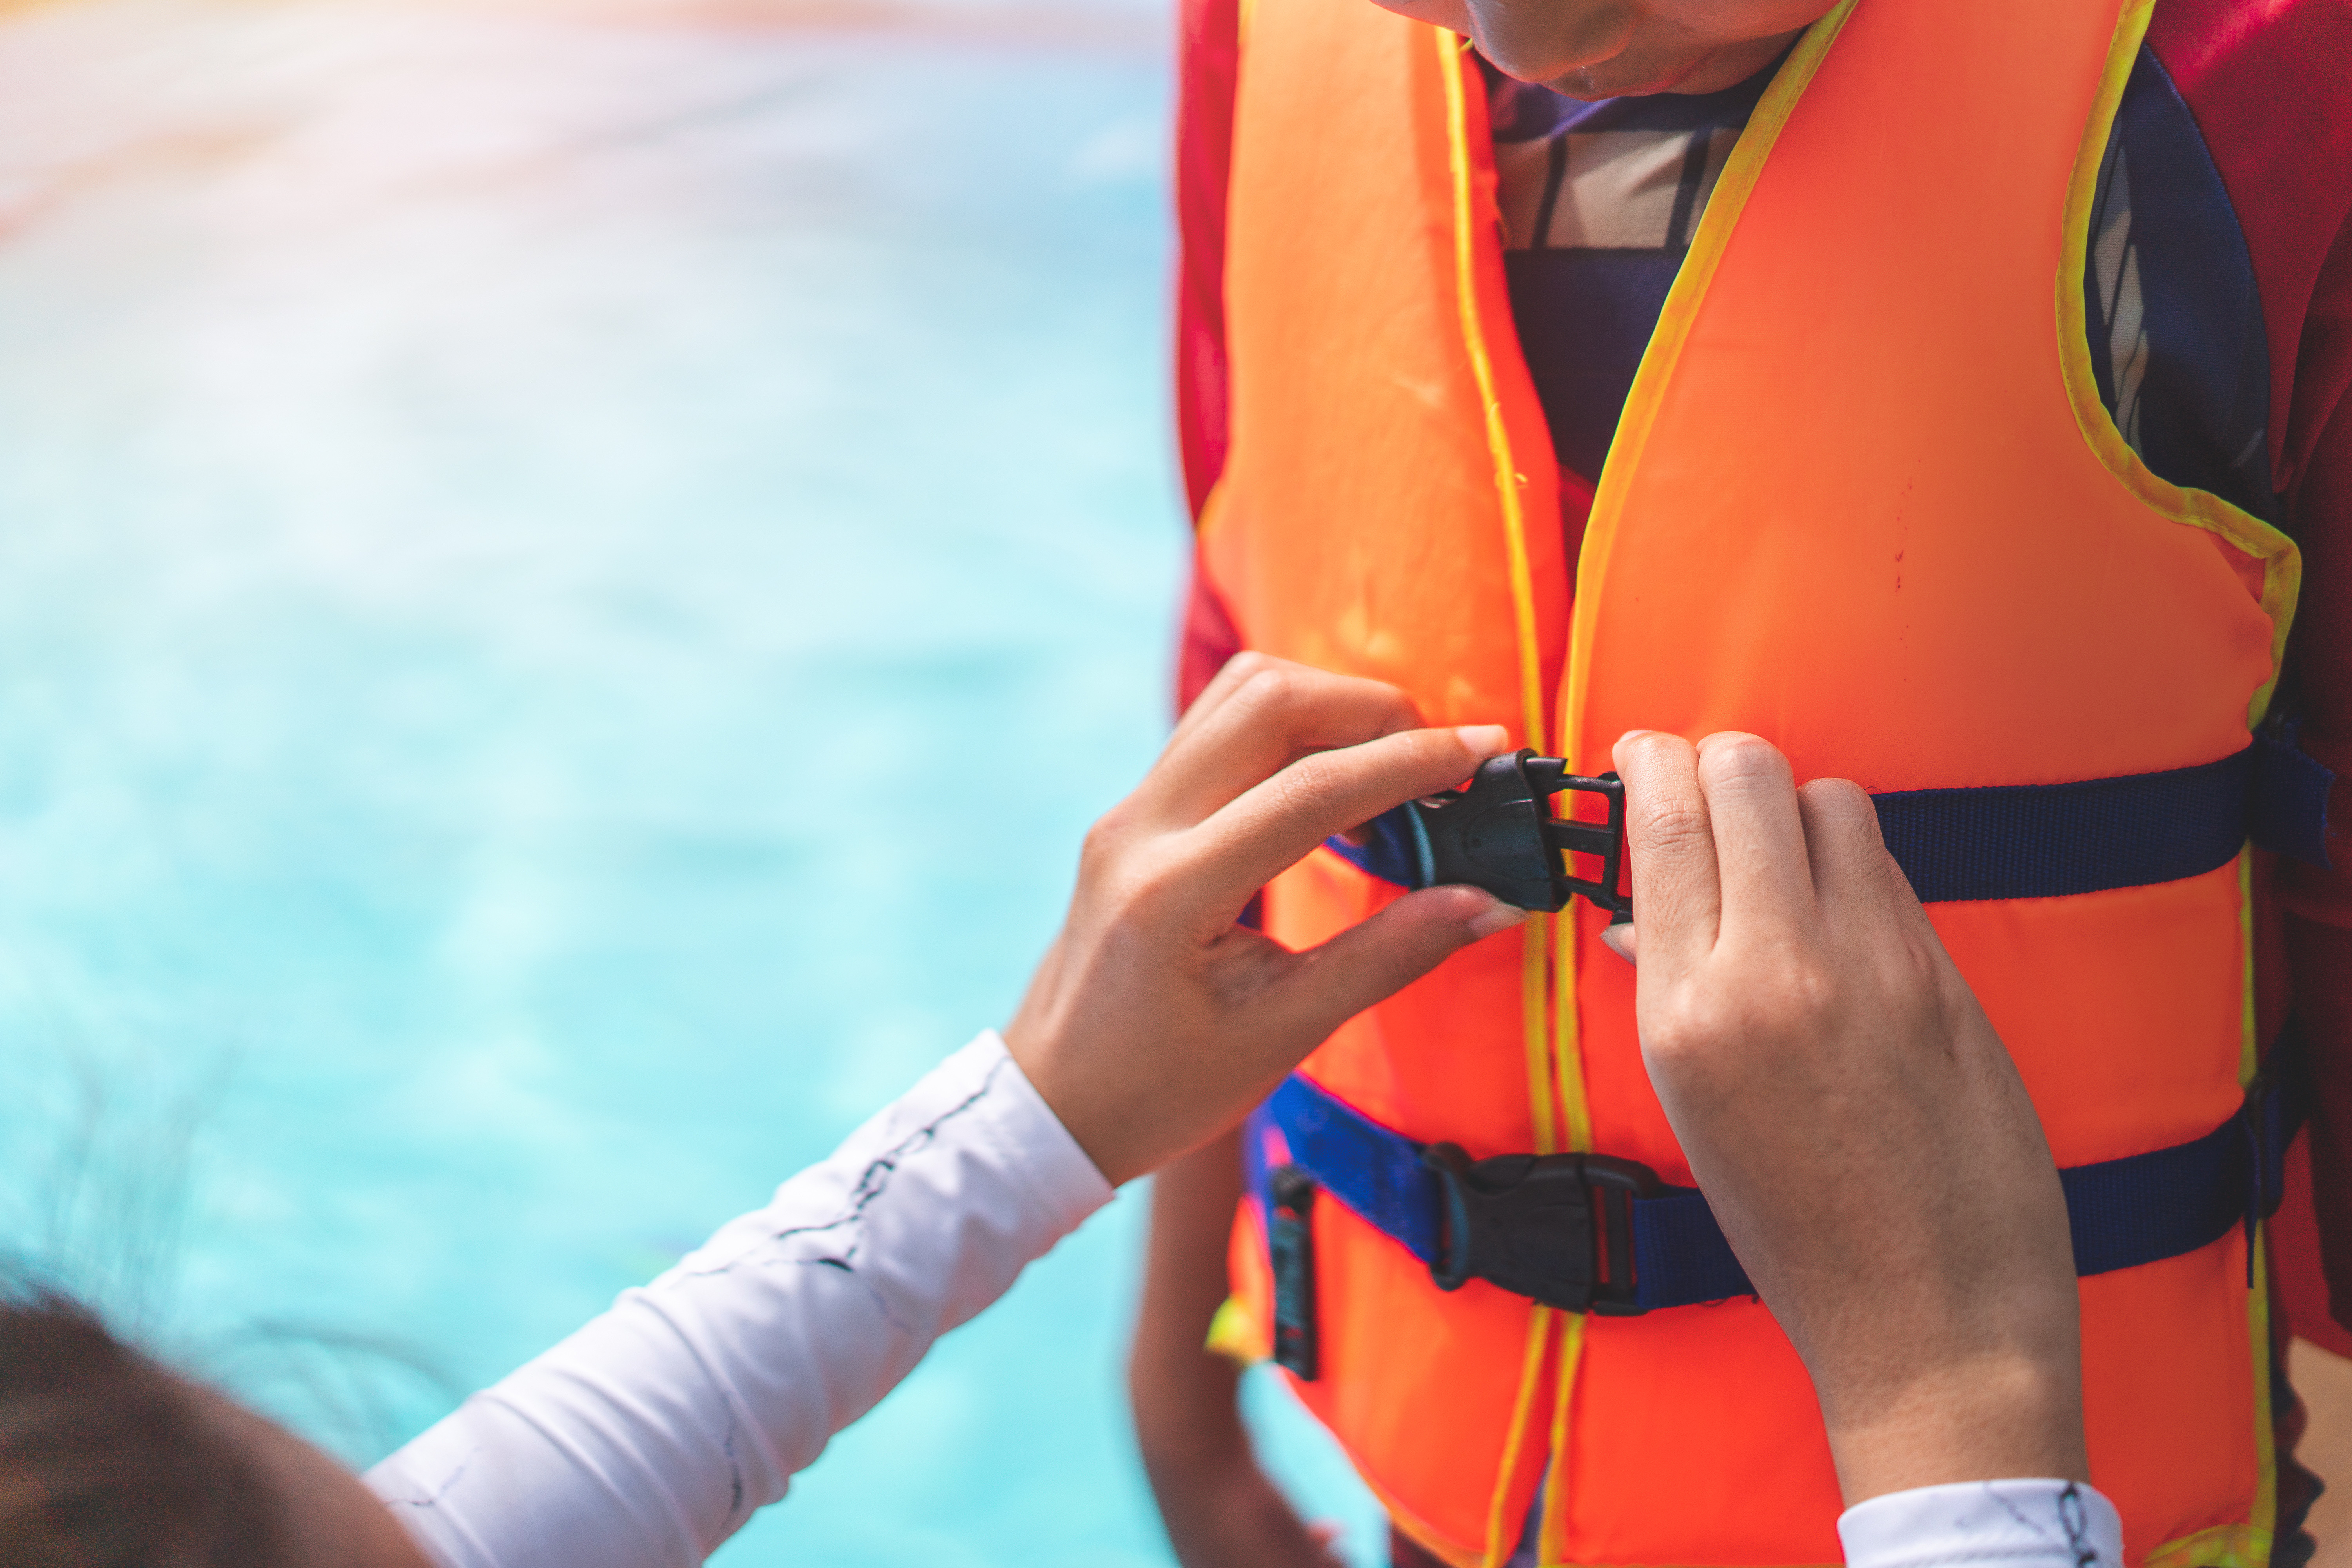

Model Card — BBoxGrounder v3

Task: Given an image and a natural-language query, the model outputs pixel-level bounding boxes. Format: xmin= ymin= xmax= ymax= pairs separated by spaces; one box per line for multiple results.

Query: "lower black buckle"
xmin=1422 ymin=1142 xmax=1657 ymax=1315
xmin=1407 ymin=749 xmax=1629 ymax=915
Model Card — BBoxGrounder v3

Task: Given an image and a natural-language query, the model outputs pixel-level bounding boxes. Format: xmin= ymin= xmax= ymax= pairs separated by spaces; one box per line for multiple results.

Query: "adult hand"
xmin=1612 ymin=730 xmax=2086 ymax=1505
xmin=1006 ymin=653 xmax=1523 ymax=1187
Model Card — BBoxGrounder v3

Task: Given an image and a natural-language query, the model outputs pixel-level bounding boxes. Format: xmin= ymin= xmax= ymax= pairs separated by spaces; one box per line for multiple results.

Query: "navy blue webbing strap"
xmin=1874 ymin=751 xmax=2249 ymax=902
xmin=1330 ymin=739 xmax=2337 ymax=902
xmin=1249 ymin=1030 xmax=2305 ymax=1313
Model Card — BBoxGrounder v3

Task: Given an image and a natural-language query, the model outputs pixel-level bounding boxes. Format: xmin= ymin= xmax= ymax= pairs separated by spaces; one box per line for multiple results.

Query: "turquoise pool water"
xmin=0 ymin=2 xmax=1385 ymax=1561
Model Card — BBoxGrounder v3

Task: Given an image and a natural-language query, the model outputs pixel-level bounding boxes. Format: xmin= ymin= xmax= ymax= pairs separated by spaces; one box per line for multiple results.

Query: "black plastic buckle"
xmin=1422 ymin=1142 xmax=1658 ymax=1315
xmin=1269 ymin=1165 xmax=1320 ymax=1379
xmin=1406 ymin=749 xmax=1629 ymax=915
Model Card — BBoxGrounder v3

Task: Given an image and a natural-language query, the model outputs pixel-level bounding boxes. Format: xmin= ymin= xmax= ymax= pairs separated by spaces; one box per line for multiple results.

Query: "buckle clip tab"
xmin=1422 ymin=1142 xmax=1657 ymax=1315
xmin=1407 ymin=749 xmax=1630 ymax=915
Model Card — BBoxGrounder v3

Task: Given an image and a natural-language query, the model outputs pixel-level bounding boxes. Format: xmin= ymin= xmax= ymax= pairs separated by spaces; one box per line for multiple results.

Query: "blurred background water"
xmin=0 ymin=0 xmax=1385 ymax=1560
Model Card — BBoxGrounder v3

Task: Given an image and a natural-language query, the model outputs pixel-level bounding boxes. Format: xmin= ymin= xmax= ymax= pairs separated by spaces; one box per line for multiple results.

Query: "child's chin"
xmin=1539 ymin=62 xmax=1690 ymax=100
xmin=1545 ymin=40 xmax=1758 ymax=100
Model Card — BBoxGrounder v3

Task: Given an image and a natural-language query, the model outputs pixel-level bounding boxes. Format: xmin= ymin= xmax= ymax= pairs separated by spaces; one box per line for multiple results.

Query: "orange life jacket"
xmin=1199 ymin=0 xmax=2302 ymax=1564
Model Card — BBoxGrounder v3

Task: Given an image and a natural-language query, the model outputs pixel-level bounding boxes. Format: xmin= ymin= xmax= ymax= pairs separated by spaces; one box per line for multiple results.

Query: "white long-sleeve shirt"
xmin=367 ymin=1031 xmax=1112 ymax=1566
xmin=365 ymin=1031 xmax=2126 ymax=1568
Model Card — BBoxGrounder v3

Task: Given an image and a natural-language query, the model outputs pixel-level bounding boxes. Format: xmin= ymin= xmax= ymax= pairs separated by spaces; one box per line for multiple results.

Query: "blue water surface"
xmin=0 ymin=2 xmax=1383 ymax=1561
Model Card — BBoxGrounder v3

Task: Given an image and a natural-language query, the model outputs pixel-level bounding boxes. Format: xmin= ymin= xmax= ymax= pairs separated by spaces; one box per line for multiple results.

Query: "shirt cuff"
xmin=1839 ymin=1479 xmax=2122 ymax=1568
xmin=953 ymin=1028 xmax=1117 ymax=1232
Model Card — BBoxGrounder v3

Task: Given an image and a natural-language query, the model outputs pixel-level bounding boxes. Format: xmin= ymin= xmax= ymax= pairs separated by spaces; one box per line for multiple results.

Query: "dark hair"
xmin=0 ymin=1288 xmax=290 ymax=1568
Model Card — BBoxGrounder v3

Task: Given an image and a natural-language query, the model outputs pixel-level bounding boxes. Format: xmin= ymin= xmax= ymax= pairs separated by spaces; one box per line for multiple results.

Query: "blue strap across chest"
xmin=1328 ymin=735 xmax=2334 ymax=900
xmin=1249 ymin=1028 xmax=2305 ymax=1313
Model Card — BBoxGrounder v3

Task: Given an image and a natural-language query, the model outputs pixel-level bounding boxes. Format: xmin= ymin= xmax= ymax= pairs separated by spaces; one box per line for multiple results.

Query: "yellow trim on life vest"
xmin=1549 ymin=651 xmax=1591 ymax=1155
xmin=2055 ymin=0 xmax=2299 ymax=729
xmin=1535 ymin=1311 xmax=1587 ymax=1565
xmin=1441 ymin=53 xmax=1563 ymax=1546
xmin=2067 ymin=18 xmax=2276 ymax=1551
xmin=1357 ymin=1310 xmax=1561 ymax=1568
xmin=1561 ymin=0 xmax=1857 ymax=775
xmin=1523 ymin=913 xmax=1560 ymax=1155
xmin=1552 ymin=906 xmax=1589 ymax=1151
xmin=1439 ymin=27 xmax=1559 ymax=1166
xmin=2145 ymin=1519 xmax=2271 ymax=1568
xmin=1438 ymin=25 xmax=1546 ymax=759
xmin=1481 ymin=1305 xmax=1558 ymax=1568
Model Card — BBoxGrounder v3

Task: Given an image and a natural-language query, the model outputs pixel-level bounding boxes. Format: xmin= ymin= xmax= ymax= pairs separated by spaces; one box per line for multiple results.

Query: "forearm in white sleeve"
xmin=364 ymin=1030 xmax=1114 ymax=1568
xmin=1839 ymin=1479 xmax=2123 ymax=1568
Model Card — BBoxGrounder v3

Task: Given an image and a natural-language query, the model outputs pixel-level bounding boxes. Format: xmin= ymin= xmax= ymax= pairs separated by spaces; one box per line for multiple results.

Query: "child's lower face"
xmin=1359 ymin=0 xmax=1837 ymax=100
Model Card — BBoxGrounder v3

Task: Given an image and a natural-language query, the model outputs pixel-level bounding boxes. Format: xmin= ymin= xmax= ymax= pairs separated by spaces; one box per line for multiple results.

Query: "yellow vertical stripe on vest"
xmin=1522 ymin=912 xmax=1558 ymax=1155
xmin=1437 ymin=28 xmax=1547 ymax=759
xmin=1439 ymin=27 xmax=1560 ymax=1166
xmin=1482 ymin=1304 xmax=1558 ymax=1568
xmin=1440 ymin=43 xmax=1561 ymax=1558
xmin=1552 ymin=895 xmax=1590 ymax=1149
xmin=1348 ymin=1307 xmax=1566 ymax=1568
xmin=1536 ymin=1310 xmax=1585 ymax=1567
